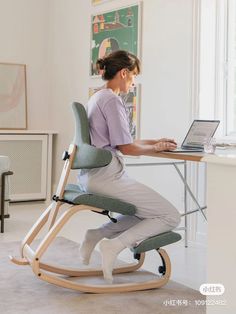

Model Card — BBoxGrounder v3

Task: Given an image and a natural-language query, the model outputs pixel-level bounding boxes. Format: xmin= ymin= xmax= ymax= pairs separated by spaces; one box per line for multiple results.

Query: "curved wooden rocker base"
xmin=39 ymin=253 xmax=145 ymax=277
xmin=9 ymin=201 xmax=173 ymax=293
xmin=9 ymin=256 xmax=29 ymax=266
xmin=11 ymin=248 xmax=171 ymax=293
xmin=37 ymin=248 xmax=170 ymax=293
xmin=10 ymin=253 xmax=145 ymax=276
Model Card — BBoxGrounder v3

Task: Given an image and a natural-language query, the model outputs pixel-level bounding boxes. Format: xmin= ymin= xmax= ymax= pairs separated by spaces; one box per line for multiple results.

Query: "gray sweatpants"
xmin=79 ymin=154 xmax=181 ymax=248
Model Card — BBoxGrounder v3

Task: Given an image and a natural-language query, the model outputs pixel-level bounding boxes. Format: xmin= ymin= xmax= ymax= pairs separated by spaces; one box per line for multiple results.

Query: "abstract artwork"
xmin=0 ymin=63 xmax=27 ymax=129
xmin=120 ymin=84 xmax=140 ymax=140
xmin=90 ymin=3 xmax=141 ymax=76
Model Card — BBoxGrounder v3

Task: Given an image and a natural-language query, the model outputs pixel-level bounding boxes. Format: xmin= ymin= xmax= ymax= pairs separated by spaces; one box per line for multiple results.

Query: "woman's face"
xmin=120 ymin=68 xmax=138 ymax=93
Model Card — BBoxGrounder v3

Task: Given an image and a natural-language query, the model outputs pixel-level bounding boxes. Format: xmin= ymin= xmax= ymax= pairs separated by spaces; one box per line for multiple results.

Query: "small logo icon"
xmin=200 ymin=283 xmax=225 ymax=295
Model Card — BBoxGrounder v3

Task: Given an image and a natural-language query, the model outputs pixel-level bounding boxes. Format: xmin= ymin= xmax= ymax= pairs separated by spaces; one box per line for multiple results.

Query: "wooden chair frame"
xmin=10 ymin=144 xmax=172 ymax=293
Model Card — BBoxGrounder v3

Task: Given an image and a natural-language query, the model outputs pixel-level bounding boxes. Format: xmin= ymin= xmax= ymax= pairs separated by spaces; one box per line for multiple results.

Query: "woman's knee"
xmin=169 ymin=211 xmax=181 ymax=228
xmin=161 ymin=208 xmax=181 ymax=228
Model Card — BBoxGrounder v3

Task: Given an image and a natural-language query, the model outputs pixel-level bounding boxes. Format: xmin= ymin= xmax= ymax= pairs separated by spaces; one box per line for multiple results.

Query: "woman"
xmin=79 ymin=50 xmax=181 ymax=283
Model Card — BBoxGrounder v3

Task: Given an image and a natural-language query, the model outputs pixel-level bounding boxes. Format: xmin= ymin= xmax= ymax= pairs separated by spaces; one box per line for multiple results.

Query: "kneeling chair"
xmin=10 ymin=102 xmax=181 ymax=293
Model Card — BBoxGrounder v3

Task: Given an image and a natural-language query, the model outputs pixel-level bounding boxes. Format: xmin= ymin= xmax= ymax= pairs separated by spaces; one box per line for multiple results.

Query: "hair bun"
xmin=96 ymin=58 xmax=106 ymax=70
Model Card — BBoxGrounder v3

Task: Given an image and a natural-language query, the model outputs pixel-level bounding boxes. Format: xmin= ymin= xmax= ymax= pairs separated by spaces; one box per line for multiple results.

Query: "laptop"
xmin=170 ymin=119 xmax=220 ymax=153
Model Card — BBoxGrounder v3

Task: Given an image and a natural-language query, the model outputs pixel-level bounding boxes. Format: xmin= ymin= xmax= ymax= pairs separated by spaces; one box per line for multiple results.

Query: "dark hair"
xmin=96 ymin=50 xmax=140 ymax=80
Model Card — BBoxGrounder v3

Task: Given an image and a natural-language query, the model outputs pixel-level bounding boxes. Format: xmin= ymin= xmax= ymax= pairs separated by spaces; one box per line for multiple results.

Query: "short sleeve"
xmin=103 ymin=96 xmax=133 ymax=147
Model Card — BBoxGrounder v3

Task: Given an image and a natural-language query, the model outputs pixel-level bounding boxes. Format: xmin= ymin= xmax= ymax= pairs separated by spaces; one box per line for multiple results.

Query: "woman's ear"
xmin=120 ymin=68 xmax=127 ymax=79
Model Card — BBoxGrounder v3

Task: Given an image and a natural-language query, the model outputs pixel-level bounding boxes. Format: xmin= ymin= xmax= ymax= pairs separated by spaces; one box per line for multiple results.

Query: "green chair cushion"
xmin=71 ymin=102 xmax=112 ymax=169
xmin=131 ymin=231 xmax=182 ymax=254
xmin=72 ymin=143 xmax=112 ymax=170
xmin=63 ymin=184 xmax=137 ymax=216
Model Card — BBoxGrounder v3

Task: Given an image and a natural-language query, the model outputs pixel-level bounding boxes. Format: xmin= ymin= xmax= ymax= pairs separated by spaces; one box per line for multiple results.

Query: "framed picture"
xmin=90 ymin=2 xmax=142 ymax=76
xmin=92 ymin=0 xmax=115 ymax=5
xmin=88 ymin=84 xmax=141 ymax=140
xmin=0 ymin=63 xmax=27 ymax=129
xmin=121 ymin=84 xmax=141 ymax=140
xmin=89 ymin=86 xmax=104 ymax=98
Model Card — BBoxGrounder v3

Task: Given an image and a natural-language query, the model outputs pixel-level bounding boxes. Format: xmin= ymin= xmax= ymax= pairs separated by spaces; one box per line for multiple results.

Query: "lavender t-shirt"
xmin=87 ymin=88 xmax=133 ymax=153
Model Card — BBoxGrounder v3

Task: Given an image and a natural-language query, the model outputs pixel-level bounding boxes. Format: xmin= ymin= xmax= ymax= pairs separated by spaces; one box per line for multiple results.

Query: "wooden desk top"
xmin=148 ymin=148 xmax=236 ymax=163
xmin=148 ymin=151 xmax=204 ymax=162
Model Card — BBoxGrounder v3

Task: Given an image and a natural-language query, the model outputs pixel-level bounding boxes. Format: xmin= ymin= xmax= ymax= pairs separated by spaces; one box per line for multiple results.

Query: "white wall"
xmin=0 ymin=0 xmax=51 ymax=129
xmin=47 ymin=0 xmax=92 ymax=185
xmin=141 ymin=0 xmax=193 ymax=139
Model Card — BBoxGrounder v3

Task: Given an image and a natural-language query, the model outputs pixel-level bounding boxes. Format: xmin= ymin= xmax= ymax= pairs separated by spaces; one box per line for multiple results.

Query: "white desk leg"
xmin=206 ymin=162 xmax=236 ymax=313
xmin=184 ymin=161 xmax=188 ymax=247
xmin=46 ymin=134 xmax=53 ymax=204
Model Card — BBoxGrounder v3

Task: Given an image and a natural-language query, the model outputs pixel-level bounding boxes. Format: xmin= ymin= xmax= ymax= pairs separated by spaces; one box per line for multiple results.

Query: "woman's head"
xmin=96 ymin=50 xmax=140 ymax=93
xmin=96 ymin=50 xmax=140 ymax=80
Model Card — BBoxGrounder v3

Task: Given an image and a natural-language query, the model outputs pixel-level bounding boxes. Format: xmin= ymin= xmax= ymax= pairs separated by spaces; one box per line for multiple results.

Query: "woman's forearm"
xmin=117 ymin=143 xmax=156 ymax=156
xmin=117 ymin=139 xmax=177 ymax=156
xmin=134 ymin=139 xmax=157 ymax=145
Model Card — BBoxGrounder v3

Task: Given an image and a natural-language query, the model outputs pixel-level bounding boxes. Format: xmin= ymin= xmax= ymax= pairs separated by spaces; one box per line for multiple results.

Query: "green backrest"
xmin=71 ymin=102 xmax=112 ymax=169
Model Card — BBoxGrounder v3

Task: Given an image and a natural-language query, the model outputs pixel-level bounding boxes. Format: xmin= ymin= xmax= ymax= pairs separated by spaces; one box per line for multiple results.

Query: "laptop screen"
xmin=182 ymin=120 xmax=220 ymax=148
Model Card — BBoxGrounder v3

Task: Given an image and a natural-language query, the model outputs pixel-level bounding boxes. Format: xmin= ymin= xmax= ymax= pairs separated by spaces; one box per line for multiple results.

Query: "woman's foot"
xmin=79 ymin=229 xmax=104 ymax=265
xmin=99 ymin=238 xmax=125 ymax=284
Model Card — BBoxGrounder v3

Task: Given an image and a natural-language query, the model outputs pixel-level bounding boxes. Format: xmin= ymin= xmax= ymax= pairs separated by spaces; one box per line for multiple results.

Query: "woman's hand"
xmin=155 ymin=138 xmax=177 ymax=145
xmin=153 ymin=139 xmax=177 ymax=152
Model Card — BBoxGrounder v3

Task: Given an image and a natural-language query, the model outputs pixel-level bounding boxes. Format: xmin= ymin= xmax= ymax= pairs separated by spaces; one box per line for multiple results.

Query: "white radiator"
xmin=0 ymin=135 xmax=47 ymax=201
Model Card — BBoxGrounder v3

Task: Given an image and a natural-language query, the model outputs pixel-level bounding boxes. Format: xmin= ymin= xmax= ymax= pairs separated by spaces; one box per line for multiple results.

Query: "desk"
xmin=148 ymin=151 xmax=204 ymax=162
xmin=148 ymin=149 xmax=236 ymax=314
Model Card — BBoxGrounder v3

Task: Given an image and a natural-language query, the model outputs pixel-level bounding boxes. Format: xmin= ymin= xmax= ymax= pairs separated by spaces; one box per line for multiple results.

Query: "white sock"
xmin=79 ymin=229 xmax=104 ymax=265
xmin=99 ymin=238 xmax=125 ymax=284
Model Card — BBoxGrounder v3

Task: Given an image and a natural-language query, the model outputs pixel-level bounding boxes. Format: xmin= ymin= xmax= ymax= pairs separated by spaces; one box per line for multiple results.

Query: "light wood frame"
xmin=92 ymin=0 xmax=116 ymax=5
xmin=10 ymin=144 xmax=172 ymax=293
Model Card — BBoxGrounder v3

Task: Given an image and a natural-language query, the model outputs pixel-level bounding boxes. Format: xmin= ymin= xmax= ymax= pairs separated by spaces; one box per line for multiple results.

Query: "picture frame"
xmin=92 ymin=0 xmax=115 ymax=5
xmin=121 ymin=84 xmax=141 ymax=140
xmin=88 ymin=84 xmax=141 ymax=140
xmin=90 ymin=2 xmax=142 ymax=77
xmin=88 ymin=85 xmax=104 ymax=98
xmin=0 ymin=63 xmax=27 ymax=129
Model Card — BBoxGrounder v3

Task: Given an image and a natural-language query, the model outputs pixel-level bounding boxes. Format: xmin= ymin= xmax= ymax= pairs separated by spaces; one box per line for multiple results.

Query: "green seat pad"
xmin=131 ymin=231 xmax=182 ymax=254
xmin=63 ymin=184 xmax=137 ymax=216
